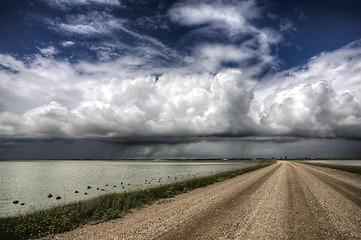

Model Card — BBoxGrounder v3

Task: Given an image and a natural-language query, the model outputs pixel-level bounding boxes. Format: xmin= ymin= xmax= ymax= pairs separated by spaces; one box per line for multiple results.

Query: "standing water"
xmin=303 ymin=160 xmax=361 ymax=167
xmin=0 ymin=160 xmax=258 ymax=217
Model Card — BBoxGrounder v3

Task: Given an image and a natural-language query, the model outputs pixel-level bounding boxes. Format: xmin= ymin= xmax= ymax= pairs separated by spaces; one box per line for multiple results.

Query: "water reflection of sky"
xmin=0 ymin=160 xmax=257 ymax=217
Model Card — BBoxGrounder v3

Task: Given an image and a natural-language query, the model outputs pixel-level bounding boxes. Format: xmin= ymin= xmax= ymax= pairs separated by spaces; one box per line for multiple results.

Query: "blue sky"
xmin=0 ymin=0 xmax=361 ymax=159
xmin=1 ymin=0 xmax=360 ymax=69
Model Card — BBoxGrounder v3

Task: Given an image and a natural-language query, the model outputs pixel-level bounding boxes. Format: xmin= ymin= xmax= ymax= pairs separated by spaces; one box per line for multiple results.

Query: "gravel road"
xmin=53 ymin=161 xmax=361 ymax=239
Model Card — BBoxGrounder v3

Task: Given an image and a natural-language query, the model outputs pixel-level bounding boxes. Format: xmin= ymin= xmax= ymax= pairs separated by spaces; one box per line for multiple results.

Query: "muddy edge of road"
xmin=53 ymin=161 xmax=361 ymax=240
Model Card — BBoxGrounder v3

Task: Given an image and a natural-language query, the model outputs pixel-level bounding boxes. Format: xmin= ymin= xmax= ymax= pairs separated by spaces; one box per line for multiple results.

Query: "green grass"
xmin=299 ymin=161 xmax=361 ymax=175
xmin=0 ymin=160 xmax=275 ymax=240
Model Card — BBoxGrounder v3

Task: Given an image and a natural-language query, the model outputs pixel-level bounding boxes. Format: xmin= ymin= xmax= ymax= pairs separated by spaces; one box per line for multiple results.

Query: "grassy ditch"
xmin=299 ymin=161 xmax=361 ymax=175
xmin=0 ymin=160 xmax=275 ymax=240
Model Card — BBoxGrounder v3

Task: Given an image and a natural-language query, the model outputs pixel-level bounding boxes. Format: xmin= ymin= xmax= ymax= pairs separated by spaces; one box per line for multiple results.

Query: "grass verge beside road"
xmin=0 ymin=160 xmax=275 ymax=240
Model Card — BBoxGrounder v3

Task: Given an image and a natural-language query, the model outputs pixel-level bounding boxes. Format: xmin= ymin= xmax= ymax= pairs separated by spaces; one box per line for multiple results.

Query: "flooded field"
xmin=303 ymin=160 xmax=361 ymax=167
xmin=0 ymin=160 xmax=258 ymax=217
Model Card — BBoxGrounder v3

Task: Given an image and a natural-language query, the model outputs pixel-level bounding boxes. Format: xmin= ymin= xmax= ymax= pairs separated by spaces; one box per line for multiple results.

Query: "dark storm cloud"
xmin=1 ymin=137 xmax=360 ymax=160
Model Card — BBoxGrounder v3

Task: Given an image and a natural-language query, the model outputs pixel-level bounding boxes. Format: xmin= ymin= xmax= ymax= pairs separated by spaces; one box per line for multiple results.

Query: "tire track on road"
xmin=292 ymin=162 xmax=361 ymax=239
xmin=157 ymin=163 xmax=282 ymax=240
xmin=286 ymin=162 xmax=343 ymax=239
xmin=297 ymin=163 xmax=361 ymax=207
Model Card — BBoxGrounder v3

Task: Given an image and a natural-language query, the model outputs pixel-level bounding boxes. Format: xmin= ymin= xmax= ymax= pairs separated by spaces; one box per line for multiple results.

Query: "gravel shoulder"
xmin=52 ymin=161 xmax=361 ymax=240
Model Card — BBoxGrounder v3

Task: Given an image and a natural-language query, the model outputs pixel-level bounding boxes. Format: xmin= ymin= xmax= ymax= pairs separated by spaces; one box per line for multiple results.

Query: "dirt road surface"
xmin=53 ymin=161 xmax=361 ymax=239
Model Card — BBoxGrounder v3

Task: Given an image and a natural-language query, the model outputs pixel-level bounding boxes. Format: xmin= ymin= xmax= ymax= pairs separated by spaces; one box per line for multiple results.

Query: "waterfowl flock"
xmin=9 ymin=169 xmax=229 ymax=212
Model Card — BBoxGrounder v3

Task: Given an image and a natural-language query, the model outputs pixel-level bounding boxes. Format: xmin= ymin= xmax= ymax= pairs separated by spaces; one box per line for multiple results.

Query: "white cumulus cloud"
xmin=169 ymin=0 xmax=260 ymax=34
xmin=0 ymin=54 xmax=258 ymax=139
xmin=1 ymin=41 xmax=361 ymax=140
xmin=251 ymin=40 xmax=361 ymax=138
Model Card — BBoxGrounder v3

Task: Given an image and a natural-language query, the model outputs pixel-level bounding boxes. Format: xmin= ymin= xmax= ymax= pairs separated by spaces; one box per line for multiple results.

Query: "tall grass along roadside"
xmin=299 ymin=161 xmax=361 ymax=175
xmin=0 ymin=160 xmax=275 ymax=240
